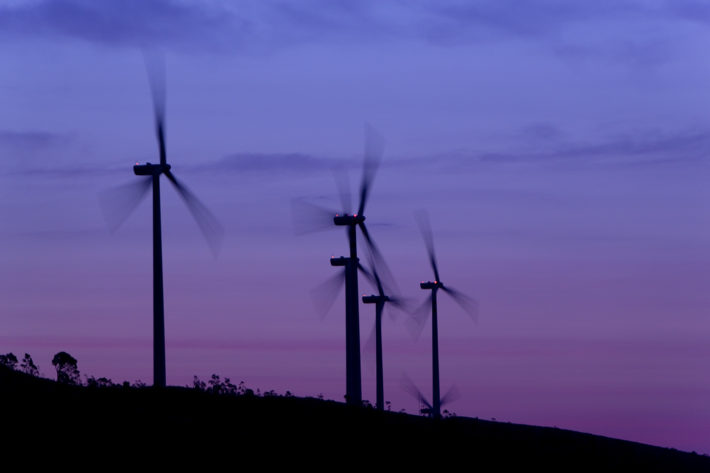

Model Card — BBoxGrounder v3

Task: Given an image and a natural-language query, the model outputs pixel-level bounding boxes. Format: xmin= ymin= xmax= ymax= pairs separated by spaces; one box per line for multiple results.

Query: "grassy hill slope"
xmin=1 ymin=365 xmax=707 ymax=470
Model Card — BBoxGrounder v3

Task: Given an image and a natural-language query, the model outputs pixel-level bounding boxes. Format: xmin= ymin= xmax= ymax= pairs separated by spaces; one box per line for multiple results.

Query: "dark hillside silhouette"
xmin=0 ymin=365 xmax=707 ymax=470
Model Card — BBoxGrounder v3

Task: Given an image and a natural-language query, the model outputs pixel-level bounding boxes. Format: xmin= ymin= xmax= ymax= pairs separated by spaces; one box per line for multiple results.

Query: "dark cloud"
xmin=519 ymin=123 xmax=567 ymax=143
xmin=0 ymin=0 xmax=391 ymax=51
xmin=214 ymin=153 xmax=329 ymax=173
xmin=565 ymin=131 xmax=710 ymax=162
xmin=0 ymin=0 xmax=249 ymax=51
xmin=4 ymin=165 xmax=114 ymax=178
xmin=0 ymin=0 xmax=697 ymax=58
xmin=668 ymin=0 xmax=710 ymax=24
xmin=0 ymin=129 xmax=101 ymax=177
xmin=415 ymin=1 xmax=652 ymax=42
xmin=0 ymin=130 xmax=72 ymax=154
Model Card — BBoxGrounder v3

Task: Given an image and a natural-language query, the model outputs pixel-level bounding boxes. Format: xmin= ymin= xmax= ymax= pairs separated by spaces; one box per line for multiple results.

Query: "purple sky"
xmin=1 ymin=0 xmax=709 ymax=453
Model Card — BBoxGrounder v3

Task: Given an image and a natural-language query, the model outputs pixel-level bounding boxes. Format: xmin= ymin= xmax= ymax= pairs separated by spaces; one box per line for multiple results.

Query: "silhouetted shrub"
xmin=20 ymin=353 xmax=39 ymax=377
xmin=192 ymin=376 xmax=207 ymax=391
xmin=237 ymin=381 xmax=249 ymax=396
xmin=0 ymin=353 xmax=18 ymax=370
xmin=192 ymin=374 xmax=243 ymax=395
xmin=208 ymin=374 xmax=238 ymax=395
xmin=86 ymin=376 xmax=114 ymax=388
xmin=52 ymin=351 xmax=80 ymax=385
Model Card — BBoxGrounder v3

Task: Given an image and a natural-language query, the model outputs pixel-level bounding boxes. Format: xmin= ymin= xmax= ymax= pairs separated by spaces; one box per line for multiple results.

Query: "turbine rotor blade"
xmin=358 ymin=222 xmax=399 ymax=294
xmin=442 ymin=286 xmax=479 ymax=322
xmin=365 ymin=251 xmax=385 ymax=297
xmin=405 ymin=293 xmax=433 ymax=340
xmin=440 ymin=385 xmax=461 ymax=407
xmin=310 ymin=270 xmax=346 ymax=319
xmin=357 ymin=124 xmax=385 ymax=216
xmin=415 ymin=210 xmax=440 ymax=282
xmin=164 ymin=171 xmax=224 ymax=256
xmin=143 ymin=50 xmax=167 ymax=166
xmin=385 ymin=296 xmax=412 ymax=321
xmin=384 ymin=305 xmax=398 ymax=322
xmin=98 ymin=177 xmax=152 ymax=232
xmin=401 ymin=374 xmax=432 ymax=411
xmin=290 ymin=198 xmax=337 ymax=235
xmin=332 ymin=164 xmax=352 ymax=215
xmin=357 ymin=262 xmax=376 ymax=288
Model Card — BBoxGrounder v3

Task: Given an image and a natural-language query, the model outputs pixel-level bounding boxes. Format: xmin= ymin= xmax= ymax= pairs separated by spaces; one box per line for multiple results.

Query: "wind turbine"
xmin=100 ymin=55 xmax=223 ymax=388
xmin=412 ymin=210 xmax=477 ymax=418
xmin=361 ymin=254 xmax=407 ymax=411
xmin=401 ymin=375 xmax=460 ymax=418
xmin=311 ymin=257 xmax=374 ymax=320
xmin=294 ymin=124 xmax=394 ymax=406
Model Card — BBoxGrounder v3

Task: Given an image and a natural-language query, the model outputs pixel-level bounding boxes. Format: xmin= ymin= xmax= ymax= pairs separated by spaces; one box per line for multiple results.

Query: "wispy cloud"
xmin=403 ymin=126 xmax=710 ymax=169
xmin=166 ymin=127 xmax=710 ymax=175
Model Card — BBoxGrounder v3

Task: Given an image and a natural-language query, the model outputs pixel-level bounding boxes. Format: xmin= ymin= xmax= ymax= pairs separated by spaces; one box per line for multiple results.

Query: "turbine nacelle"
xmin=420 ymin=280 xmax=442 ymax=290
xmin=333 ymin=214 xmax=365 ymax=226
xmin=362 ymin=294 xmax=389 ymax=304
xmin=134 ymin=162 xmax=171 ymax=176
xmin=330 ymin=256 xmax=352 ymax=267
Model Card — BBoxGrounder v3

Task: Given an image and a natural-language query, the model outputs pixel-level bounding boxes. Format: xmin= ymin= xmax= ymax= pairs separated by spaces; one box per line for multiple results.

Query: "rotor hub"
xmin=333 ymin=214 xmax=366 ymax=226
xmin=420 ymin=280 xmax=442 ymax=290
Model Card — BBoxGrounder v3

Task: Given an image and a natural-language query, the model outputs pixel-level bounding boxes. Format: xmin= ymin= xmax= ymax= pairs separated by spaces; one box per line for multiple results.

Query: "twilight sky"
xmin=1 ymin=0 xmax=709 ymax=453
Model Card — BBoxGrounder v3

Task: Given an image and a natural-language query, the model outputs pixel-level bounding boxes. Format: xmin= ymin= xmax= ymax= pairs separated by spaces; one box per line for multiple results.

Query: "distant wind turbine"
xmin=100 ymin=54 xmax=223 ymax=388
xmin=401 ymin=374 xmax=460 ymax=418
xmin=411 ymin=210 xmax=477 ymax=418
xmin=293 ymin=124 xmax=395 ymax=405
xmin=361 ymin=253 xmax=407 ymax=411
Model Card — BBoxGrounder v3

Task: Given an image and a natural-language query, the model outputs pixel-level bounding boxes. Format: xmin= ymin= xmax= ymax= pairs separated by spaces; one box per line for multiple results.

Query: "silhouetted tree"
xmin=20 ymin=353 xmax=39 ymax=376
xmin=51 ymin=351 xmax=80 ymax=385
xmin=0 ymin=353 xmax=18 ymax=370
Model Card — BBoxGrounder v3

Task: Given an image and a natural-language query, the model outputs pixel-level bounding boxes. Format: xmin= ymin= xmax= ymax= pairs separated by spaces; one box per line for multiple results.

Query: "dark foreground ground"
xmin=1 ymin=366 xmax=707 ymax=470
